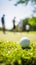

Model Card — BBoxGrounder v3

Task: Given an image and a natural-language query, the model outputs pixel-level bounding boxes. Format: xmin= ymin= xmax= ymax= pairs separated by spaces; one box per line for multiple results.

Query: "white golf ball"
xmin=20 ymin=37 xmax=30 ymax=47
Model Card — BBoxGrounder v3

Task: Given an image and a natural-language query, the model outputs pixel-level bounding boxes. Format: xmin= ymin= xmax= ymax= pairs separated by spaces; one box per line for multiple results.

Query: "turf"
xmin=0 ymin=31 xmax=36 ymax=43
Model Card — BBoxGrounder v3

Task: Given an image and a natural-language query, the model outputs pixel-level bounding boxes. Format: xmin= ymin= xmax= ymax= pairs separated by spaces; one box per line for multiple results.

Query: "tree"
xmin=22 ymin=18 xmax=30 ymax=31
xmin=14 ymin=0 xmax=36 ymax=6
xmin=22 ymin=17 xmax=36 ymax=31
xmin=9 ymin=0 xmax=36 ymax=14
xmin=8 ymin=0 xmax=36 ymax=6
xmin=15 ymin=0 xmax=36 ymax=14
xmin=28 ymin=17 xmax=36 ymax=26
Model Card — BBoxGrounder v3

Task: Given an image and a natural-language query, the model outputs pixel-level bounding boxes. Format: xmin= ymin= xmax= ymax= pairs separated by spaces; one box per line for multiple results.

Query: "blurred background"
xmin=0 ymin=0 xmax=36 ymax=32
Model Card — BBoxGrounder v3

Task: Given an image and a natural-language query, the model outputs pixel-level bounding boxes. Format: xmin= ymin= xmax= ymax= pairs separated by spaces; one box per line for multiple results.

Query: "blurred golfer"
xmin=25 ymin=24 xmax=30 ymax=32
xmin=1 ymin=14 xmax=5 ymax=33
xmin=13 ymin=17 xmax=16 ymax=32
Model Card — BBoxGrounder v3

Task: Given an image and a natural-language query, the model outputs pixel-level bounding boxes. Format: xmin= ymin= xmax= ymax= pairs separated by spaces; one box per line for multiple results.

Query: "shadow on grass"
xmin=22 ymin=46 xmax=31 ymax=50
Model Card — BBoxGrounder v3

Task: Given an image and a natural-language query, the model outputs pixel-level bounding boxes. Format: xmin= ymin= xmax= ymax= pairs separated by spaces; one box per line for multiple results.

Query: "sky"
xmin=0 ymin=0 xmax=36 ymax=29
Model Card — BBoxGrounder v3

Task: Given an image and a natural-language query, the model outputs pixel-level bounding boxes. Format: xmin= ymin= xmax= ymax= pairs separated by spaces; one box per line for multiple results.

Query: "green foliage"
xmin=22 ymin=17 xmax=36 ymax=31
xmin=0 ymin=41 xmax=36 ymax=65
xmin=28 ymin=17 xmax=36 ymax=26
xmin=14 ymin=0 xmax=36 ymax=6
xmin=22 ymin=18 xmax=29 ymax=31
xmin=14 ymin=0 xmax=36 ymax=15
xmin=28 ymin=17 xmax=36 ymax=30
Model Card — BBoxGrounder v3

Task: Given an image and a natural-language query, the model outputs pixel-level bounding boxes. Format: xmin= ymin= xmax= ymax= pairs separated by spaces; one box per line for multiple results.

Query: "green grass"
xmin=0 ymin=31 xmax=36 ymax=43
xmin=0 ymin=31 xmax=36 ymax=65
xmin=0 ymin=40 xmax=36 ymax=65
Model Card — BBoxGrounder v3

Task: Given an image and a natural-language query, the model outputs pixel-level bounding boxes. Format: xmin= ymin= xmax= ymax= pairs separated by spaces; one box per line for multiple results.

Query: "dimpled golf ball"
xmin=20 ymin=37 xmax=30 ymax=48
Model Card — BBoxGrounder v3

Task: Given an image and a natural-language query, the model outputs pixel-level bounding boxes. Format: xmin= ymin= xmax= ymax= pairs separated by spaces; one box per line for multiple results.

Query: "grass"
xmin=0 ymin=40 xmax=36 ymax=65
xmin=0 ymin=31 xmax=36 ymax=65
xmin=0 ymin=31 xmax=36 ymax=43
